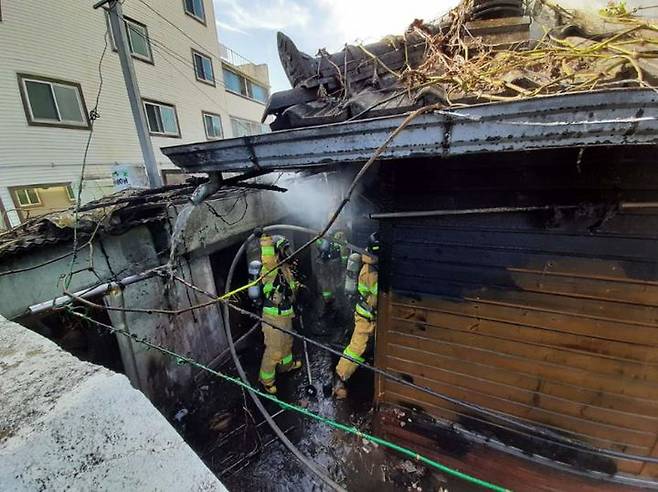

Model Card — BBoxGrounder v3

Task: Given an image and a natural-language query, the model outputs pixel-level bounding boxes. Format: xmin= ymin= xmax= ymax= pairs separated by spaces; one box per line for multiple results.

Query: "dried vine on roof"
xmin=396 ymin=0 xmax=658 ymax=105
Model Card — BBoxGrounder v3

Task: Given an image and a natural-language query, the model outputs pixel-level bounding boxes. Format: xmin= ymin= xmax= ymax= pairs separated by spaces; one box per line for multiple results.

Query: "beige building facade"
xmin=0 ymin=0 xmax=270 ymax=228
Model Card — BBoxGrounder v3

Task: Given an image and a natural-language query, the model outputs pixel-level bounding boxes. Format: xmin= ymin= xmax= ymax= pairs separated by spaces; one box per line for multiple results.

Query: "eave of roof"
xmin=162 ymin=89 xmax=658 ymax=174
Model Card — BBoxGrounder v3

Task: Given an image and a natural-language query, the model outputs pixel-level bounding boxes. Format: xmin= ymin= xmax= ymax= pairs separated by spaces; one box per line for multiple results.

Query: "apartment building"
xmin=0 ymin=0 xmax=270 ymax=229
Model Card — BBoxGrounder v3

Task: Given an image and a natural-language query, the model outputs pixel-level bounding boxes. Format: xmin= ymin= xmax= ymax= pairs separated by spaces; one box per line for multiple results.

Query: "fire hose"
xmin=223 ymin=224 xmax=356 ymax=491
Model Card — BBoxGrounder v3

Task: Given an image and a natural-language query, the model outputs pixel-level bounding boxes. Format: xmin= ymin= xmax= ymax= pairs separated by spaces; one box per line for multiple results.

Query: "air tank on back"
xmin=344 ymin=252 xmax=362 ymax=297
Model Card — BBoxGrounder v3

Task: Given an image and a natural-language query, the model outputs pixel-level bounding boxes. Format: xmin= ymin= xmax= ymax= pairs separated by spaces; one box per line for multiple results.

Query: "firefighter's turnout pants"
xmin=336 ymin=254 xmax=378 ymax=382
xmin=259 ymin=311 xmax=295 ymax=386
xmin=335 ymin=311 xmax=375 ymax=381
xmin=317 ymin=257 xmax=342 ymax=303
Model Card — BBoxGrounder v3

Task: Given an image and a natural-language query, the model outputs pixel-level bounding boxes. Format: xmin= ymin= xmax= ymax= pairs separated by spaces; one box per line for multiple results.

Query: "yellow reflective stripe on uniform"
xmin=322 ymin=290 xmax=334 ymax=298
xmin=259 ymin=368 xmax=275 ymax=381
xmin=343 ymin=347 xmax=365 ymax=363
xmin=263 ymin=306 xmax=294 ymax=317
xmin=261 ymin=245 xmax=275 ymax=257
xmin=281 ymin=354 xmax=293 ymax=365
xmin=355 ymin=303 xmax=374 ymax=320
xmin=358 ymin=281 xmax=377 ymax=296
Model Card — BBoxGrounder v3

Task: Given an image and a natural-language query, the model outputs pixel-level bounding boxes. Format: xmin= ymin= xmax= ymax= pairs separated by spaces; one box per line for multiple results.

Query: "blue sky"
xmin=212 ymin=0 xmax=459 ymax=92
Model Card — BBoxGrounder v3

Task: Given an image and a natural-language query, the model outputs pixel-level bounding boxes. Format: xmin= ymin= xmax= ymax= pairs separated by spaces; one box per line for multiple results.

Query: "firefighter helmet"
xmin=367 ymin=232 xmax=380 ymax=254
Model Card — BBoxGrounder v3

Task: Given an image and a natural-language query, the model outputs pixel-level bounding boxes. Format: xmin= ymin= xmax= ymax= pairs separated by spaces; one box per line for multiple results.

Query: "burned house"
xmin=159 ymin=1 xmax=658 ymax=489
xmin=4 ymin=0 xmax=658 ymax=489
xmin=0 ymin=180 xmax=293 ymax=407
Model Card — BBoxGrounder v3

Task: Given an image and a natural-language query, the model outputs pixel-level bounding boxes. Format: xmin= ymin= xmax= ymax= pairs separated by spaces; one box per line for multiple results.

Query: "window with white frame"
xmin=66 ymin=184 xmax=76 ymax=202
xmin=192 ymin=50 xmax=214 ymax=85
xmin=107 ymin=15 xmax=153 ymax=63
xmin=18 ymin=74 xmax=89 ymax=128
xmin=203 ymin=112 xmax=223 ymax=140
xmin=222 ymin=67 xmax=268 ymax=103
xmin=143 ymin=100 xmax=180 ymax=137
xmin=184 ymin=0 xmax=205 ymax=23
xmin=230 ymin=116 xmax=267 ymax=137
xmin=15 ymin=188 xmax=41 ymax=207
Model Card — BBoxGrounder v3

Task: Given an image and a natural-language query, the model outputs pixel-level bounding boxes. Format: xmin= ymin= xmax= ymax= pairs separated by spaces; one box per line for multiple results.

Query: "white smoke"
xmin=272 ymin=171 xmax=356 ymax=230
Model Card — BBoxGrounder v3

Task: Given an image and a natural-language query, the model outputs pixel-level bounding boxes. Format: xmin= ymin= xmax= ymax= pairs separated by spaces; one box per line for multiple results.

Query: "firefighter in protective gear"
xmin=258 ymin=233 xmax=303 ymax=394
xmin=315 ymin=218 xmax=349 ymax=315
xmin=333 ymin=232 xmax=380 ymax=399
xmin=315 ymin=233 xmax=342 ymax=313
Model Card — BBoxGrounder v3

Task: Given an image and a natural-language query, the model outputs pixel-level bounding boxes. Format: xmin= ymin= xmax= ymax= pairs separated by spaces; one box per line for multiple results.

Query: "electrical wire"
xmin=147 ymin=42 xmax=228 ymax=113
xmin=65 ymin=28 xmax=110 ymax=290
xmin=220 ymin=226 xmax=343 ymax=492
xmin=65 ymin=309 xmax=509 ymax=492
xmin=57 ymin=205 xmax=658 ymax=464
xmin=132 ymin=0 xmax=239 ymax=71
xmin=218 ymin=225 xmax=658 ymax=466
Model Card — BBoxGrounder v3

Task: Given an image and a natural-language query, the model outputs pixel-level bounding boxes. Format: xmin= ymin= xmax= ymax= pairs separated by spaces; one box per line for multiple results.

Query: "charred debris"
xmin=4 ymin=0 xmax=658 ymax=491
xmin=267 ymin=0 xmax=658 ymax=130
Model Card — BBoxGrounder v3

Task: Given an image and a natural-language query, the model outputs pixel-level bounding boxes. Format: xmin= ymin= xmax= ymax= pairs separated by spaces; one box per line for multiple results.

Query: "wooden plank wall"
xmin=375 ymin=147 xmax=658 ymax=480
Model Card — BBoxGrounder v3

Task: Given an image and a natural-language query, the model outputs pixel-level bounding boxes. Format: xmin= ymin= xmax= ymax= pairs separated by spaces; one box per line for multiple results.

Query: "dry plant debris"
xmin=394 ymin=0 xmax=658 ymax=105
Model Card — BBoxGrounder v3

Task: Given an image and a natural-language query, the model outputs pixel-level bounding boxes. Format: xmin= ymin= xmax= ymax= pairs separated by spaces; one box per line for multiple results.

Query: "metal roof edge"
xmin=162 ymin=88 xmax=658 ymax=173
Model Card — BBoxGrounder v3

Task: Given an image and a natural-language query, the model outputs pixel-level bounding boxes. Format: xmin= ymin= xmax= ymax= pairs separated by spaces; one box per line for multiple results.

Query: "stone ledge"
xmin=0 ymin=315 xmax=225 ymax=491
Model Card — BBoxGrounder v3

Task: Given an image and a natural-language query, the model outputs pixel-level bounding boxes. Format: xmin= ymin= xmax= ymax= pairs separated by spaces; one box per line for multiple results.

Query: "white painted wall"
xmin=0 ymin=0 xmax=268 ymax=226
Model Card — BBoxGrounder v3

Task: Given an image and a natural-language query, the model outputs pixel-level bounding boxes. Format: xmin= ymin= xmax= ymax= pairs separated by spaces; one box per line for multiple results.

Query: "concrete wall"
xmin=0 ymin=187 xmax=288 ymax=403
xmin=178 ymin=188 xmax=288 ymax=258
xmin=105 ymin=255 xmax=225 ymax=406
xmin=0 ymin=314 xmax=225 ymax=491
xmin=0 ymin=225 xmax=160 ymax=320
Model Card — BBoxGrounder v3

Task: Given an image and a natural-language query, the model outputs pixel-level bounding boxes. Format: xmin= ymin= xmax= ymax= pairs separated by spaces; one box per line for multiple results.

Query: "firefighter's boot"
xmin=333 ymin=374 xmax=348 ymax=399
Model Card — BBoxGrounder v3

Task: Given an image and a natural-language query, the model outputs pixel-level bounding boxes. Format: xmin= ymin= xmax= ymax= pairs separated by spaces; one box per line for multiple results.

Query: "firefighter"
xmin=315 ymin=228 xmax=344 ymax=316
xmin=258 ymin=232 xmax=303 ymax=394
xmin=333 ymin=232 xmax=380 ymax=399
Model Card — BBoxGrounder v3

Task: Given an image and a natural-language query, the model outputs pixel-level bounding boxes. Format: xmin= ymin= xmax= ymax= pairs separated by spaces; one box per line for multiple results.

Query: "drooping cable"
xmin=222 ymin=229 xmax=345 ymax=492
xmin=65 ymin=309 xmax=509 ymax=492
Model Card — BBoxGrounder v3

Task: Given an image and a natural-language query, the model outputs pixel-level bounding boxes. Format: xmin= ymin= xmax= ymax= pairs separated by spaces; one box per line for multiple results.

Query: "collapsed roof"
xmin=0 ymin=180 xmax=273 ymax=259
xmin=264 ymin=0 xmax=658 ymax=130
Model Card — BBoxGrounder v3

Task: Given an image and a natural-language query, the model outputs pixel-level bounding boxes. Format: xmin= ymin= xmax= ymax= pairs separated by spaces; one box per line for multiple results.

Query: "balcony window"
xmin=249 ymin=83 xmax=269 ymax=103
xmin=203 ymin=112 xmax=223 ymax=140
xmin=184 ymin=0 xmax=205 ymax=23
xmin=222 ymin=67 xmax=268 ymax=103
xmin=18 ymin=74 xmax=89 ymax=129
xmin=143 ymin=100 xmax=180 ymax=137
xmin=192 ymin=50 xmax=215 ymax=85
xmin=230 ymin=116 xmax=267 ymax=137
xmin=11 ymin=183 xmax=79 ymax=222
xmin=126 ymin=19 xmax=152 ymax=62
xmin=223 ymin=68 xmax=245 ymax=95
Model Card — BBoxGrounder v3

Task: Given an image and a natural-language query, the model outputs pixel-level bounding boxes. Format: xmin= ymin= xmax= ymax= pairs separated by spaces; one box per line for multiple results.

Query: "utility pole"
xmin=94 ymin=0 xmax=163 ymax=188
